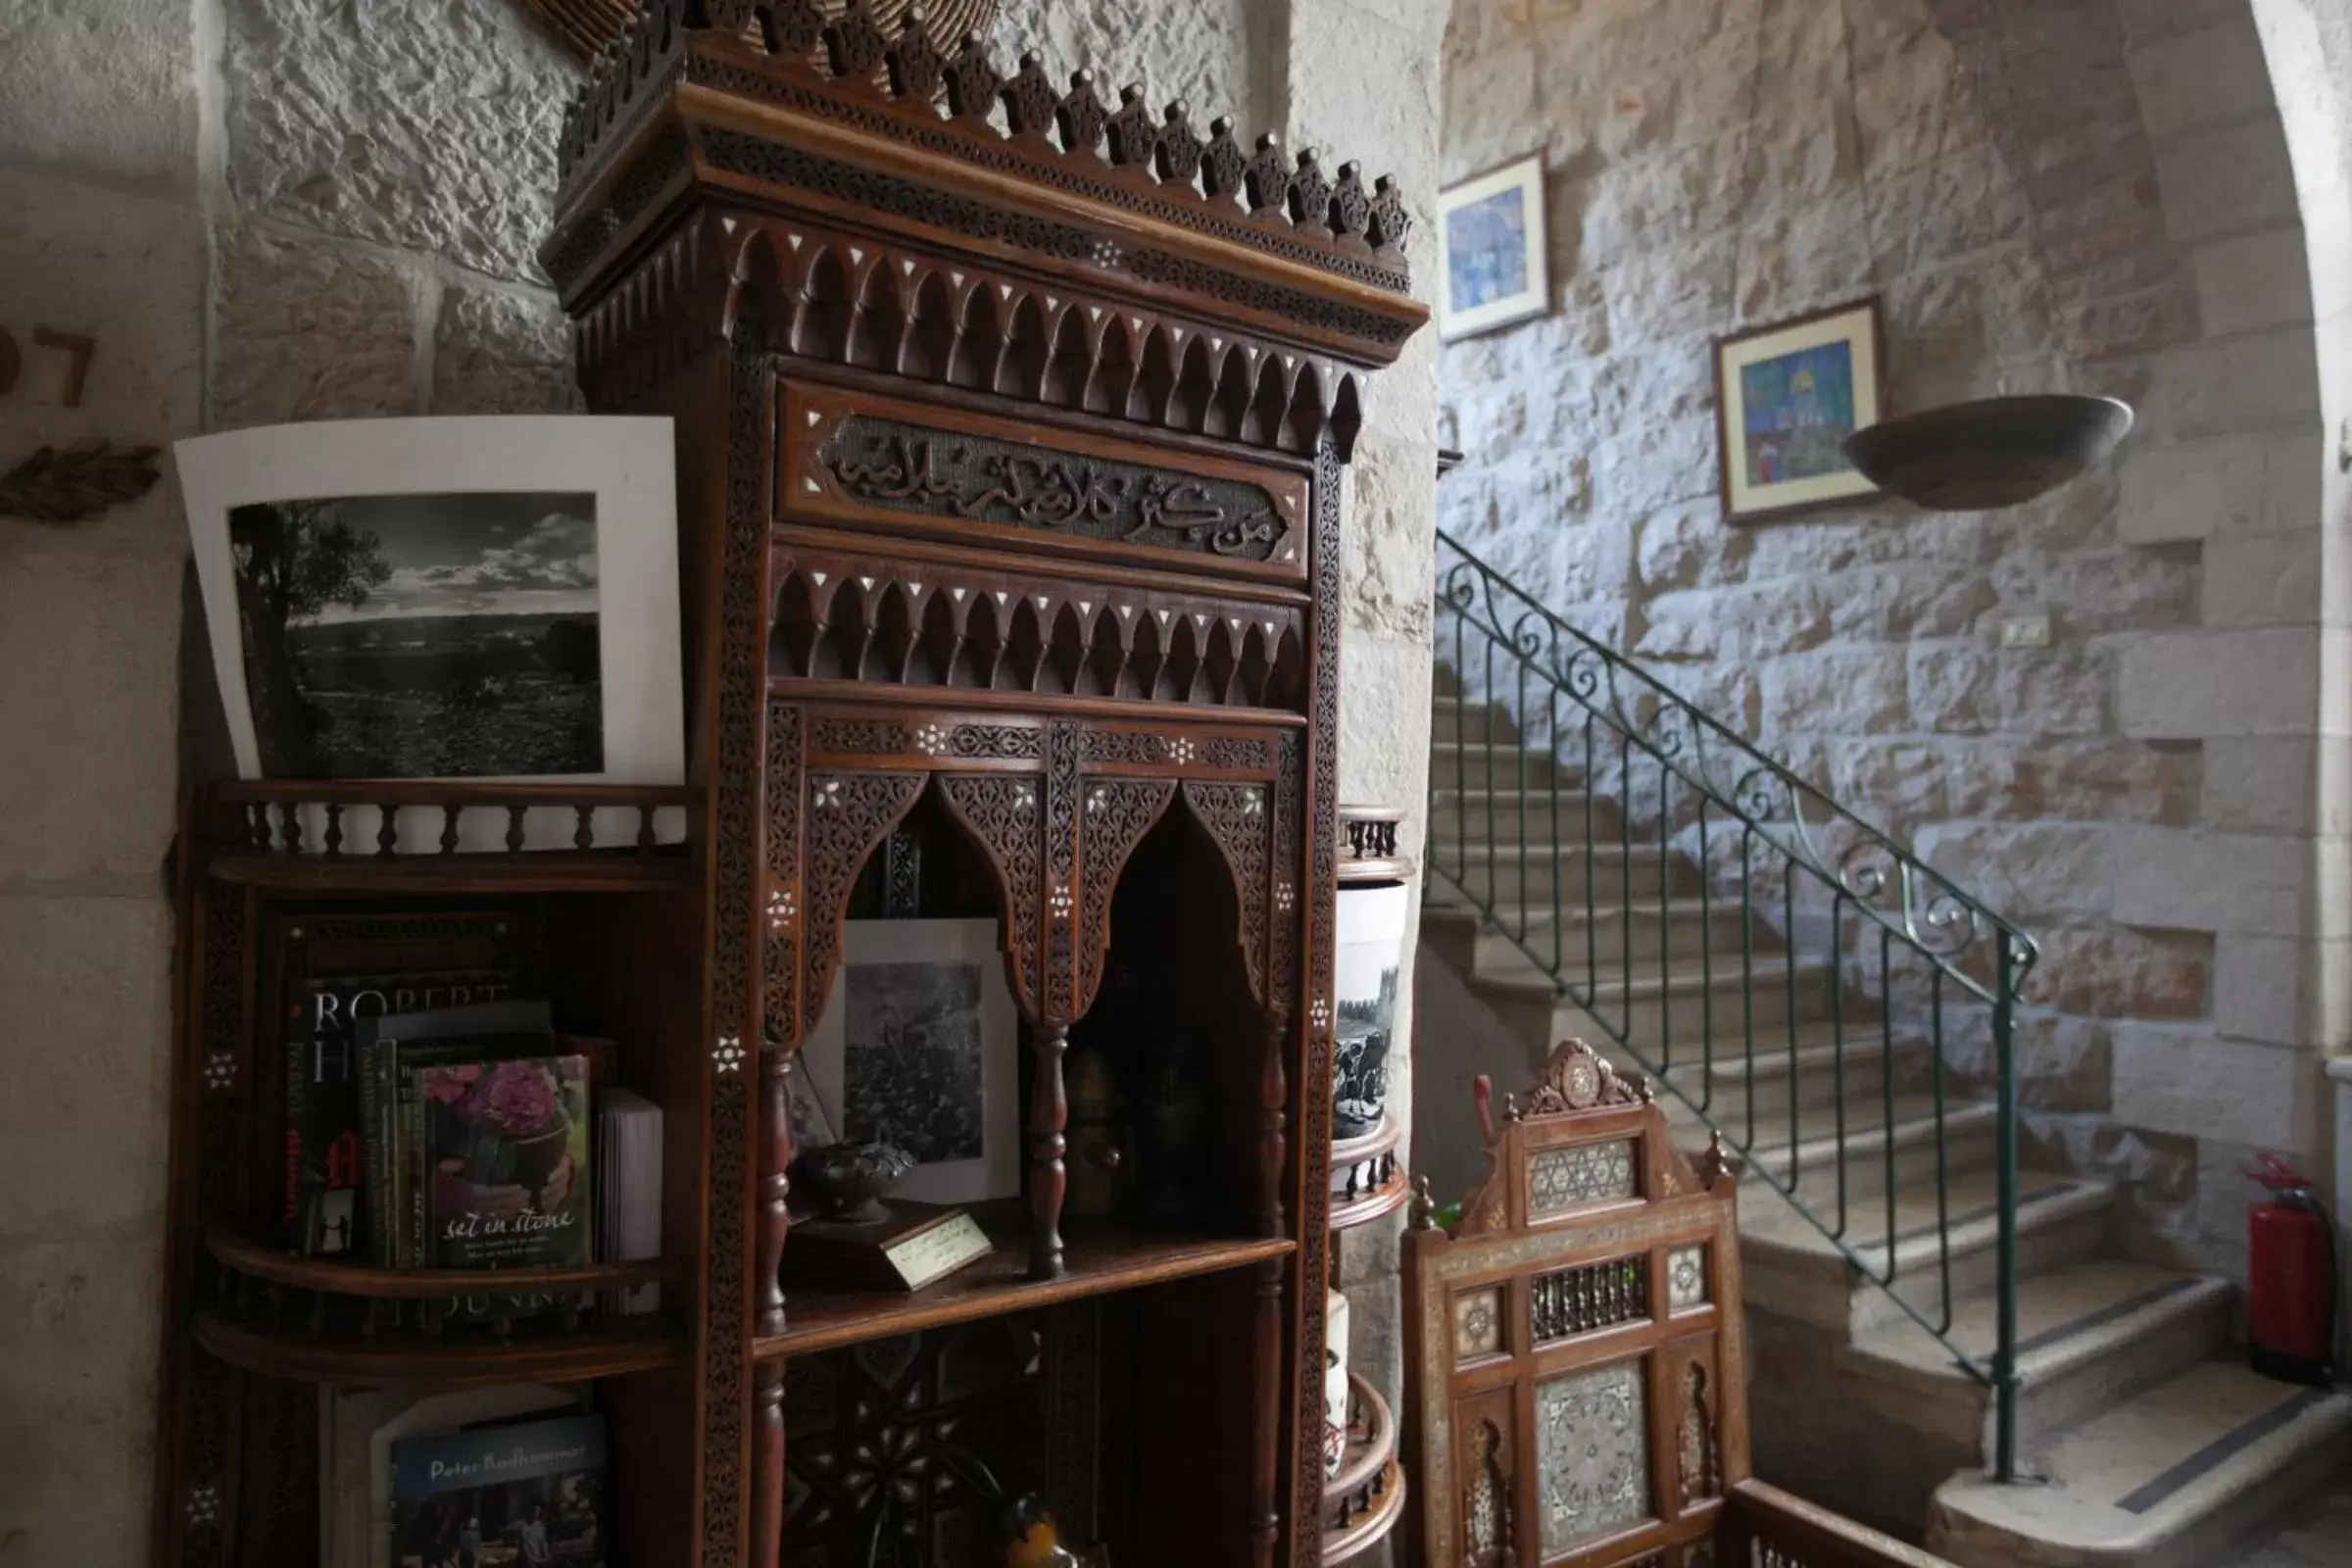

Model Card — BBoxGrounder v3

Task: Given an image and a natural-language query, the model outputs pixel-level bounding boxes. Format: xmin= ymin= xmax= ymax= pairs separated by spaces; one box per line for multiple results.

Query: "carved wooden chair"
xmin=1403 ymin=1039 xmax=1956 ymax=1568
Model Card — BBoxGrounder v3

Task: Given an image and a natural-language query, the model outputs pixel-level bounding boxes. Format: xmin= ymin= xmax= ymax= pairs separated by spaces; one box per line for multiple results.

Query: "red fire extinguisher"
xmin=2247 ymin=1154 xmax=2337 ymax=1387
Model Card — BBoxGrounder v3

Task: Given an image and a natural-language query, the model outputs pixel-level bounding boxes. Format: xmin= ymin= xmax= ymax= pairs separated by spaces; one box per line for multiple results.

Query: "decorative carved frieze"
xmin=821 ymin=415 xmax=1290 ymax=561
xmin=807 ymin=715 xmax=1044 ymax=761
xmin=787 ymin=388 xmax=1315 ymax=571
xmin=1081 ymin=728 xmax=1278 ymax=774
xmin=768 ymin=547 xmax=1310 ymax=710
xmin=549 ymin=0 xmax=1415 ymax=306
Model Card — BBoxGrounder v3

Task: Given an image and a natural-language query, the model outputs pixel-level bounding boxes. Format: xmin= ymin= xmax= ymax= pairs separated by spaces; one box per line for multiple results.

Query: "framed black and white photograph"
xmin=175 ymin=417 xmax=684 ymax=792
xmin=803 ymin=918 xmax=1020 ymax=1206
xmin=1439 ymin=152 xmax=1550 ymax=341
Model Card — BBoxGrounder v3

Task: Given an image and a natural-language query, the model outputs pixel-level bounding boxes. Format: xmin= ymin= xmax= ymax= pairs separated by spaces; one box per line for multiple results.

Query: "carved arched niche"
xmin=1068 ymin=800 xmax=1268 ymax=1235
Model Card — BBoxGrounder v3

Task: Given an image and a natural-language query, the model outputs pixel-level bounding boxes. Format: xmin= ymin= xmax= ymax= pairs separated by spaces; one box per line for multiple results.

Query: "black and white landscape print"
xmin=842 ymin=959 xmax=987 ymax=1164
xmin=227 ymin=492 xmax=604 ymax=779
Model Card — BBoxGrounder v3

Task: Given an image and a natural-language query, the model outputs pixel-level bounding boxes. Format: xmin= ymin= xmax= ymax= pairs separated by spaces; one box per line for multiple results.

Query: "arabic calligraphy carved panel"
xmin=783 ymin=386 xmax=1311 ymax=584
xmin=820 ymin=415 xmax=1292 ymax=562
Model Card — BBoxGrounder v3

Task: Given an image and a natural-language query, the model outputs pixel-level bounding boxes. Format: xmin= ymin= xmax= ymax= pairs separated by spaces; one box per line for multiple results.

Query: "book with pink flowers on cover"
xmin=417 ymin=1054 xmax=593 ymax=1276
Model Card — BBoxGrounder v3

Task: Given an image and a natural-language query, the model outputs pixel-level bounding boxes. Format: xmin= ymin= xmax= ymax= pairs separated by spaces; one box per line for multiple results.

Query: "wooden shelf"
xmin=1322 ymin=1371 xmax=1405 ymax=1565
xmin=205 ymin=847 xmax=692 ymax=894
xmin=207 ymin=1223 xmax=676 ymax=1299
xmin=1330 ymin=1115 xmax=1408 ymax=1232
xmin=193 ymin=1306 xmax=683 ymax=1388
xmin=195 ymin=780 xmax=696 ymax=893
xmin=1324 ymin=1453 xmax=1405 ymax=1563
xmin=757 ymin=1205 xmax=1295 ymax=1360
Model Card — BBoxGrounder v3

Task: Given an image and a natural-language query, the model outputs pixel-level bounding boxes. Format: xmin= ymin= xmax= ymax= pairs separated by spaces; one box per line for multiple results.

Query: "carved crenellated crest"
xmin=542 ymin=0 xmax=1424 ymax=342
xmin=1523 ymin=1037 xmax=1653 ymax=1119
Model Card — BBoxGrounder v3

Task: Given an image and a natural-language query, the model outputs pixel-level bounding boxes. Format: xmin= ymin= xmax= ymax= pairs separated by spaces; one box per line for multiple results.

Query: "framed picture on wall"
xmin=803 ymin=918 xmax=1022 ymax=1206
xmin=1713 ymin=298 xmax=1886 ymax=523
xmin=1438 ymin=152 xmax=1550 ymax=341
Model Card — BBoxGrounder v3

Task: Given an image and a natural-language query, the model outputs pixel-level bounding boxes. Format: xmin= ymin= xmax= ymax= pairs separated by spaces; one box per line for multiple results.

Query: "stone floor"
xmin=2226 ymin=1476 xmax=2352 ymax=1566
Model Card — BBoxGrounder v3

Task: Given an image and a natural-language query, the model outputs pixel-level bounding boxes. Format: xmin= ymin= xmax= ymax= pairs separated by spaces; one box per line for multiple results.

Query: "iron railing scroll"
xmin=1430 ymin=528 xmax=2038 ymax=1484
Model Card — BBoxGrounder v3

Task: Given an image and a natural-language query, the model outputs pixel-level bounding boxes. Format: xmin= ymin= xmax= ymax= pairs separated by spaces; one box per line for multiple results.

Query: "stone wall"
xmin=0 ymin=0 xmax=203 ymax=1560
xmin=1295 ymin=6 xmax=1447 ymax=1559
xmin=206 ymin=0 xmax=1270 ymax=432
xmin=1440 ymin=0 xmax=2336 ymax=1282
xmin=211 ymin=1 xmax=582 ymax=427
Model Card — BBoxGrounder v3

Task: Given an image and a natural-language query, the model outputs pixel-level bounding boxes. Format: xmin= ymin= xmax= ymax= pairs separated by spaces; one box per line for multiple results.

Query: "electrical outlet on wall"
xmin=2000 ymin=615 xmax=2052 ymax=651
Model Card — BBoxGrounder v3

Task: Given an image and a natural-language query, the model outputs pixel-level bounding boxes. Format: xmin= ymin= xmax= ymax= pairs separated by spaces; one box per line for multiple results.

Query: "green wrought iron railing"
xmin=1432 ymin=528 xmax=2039 ymax=1483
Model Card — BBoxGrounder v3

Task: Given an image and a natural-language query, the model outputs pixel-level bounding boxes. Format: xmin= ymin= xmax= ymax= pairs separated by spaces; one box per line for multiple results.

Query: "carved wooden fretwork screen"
xmin=1404 ymin=1041 xmax=1749 ymax=1568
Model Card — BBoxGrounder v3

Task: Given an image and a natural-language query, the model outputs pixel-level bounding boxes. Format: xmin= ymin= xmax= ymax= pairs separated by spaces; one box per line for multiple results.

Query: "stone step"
xmin=1421 ymin=895 xmax=1762 ymax=975
xmin=1926 ymin=1362 xmax=2352 ymax=1568
xmin=1661 ymin=1028 xmax=1936 ymax=1114
xmin=1470 ymin=956 xmax=1840 ymax=1059
xmin=1702 ymin=1096 xmax=2001 ymax=1202
xmin=1427 ymin=786 xmax=1619 ymax=840
xmin=1737 ymin=1167 xmax=2117 ymax=1340
xmin=1426 ymin=740 xmax=1579 ymax=789
xmin=2225 ymin=1484 xmax=2352 ymax=1564
xmin=1427 ymin=700 xmax=1524 ymax=747
xmin=1439 ymin=843 xmax=1698 ymax=905
xmin=1852 ymin=1259 xmax=2236 ymax=1470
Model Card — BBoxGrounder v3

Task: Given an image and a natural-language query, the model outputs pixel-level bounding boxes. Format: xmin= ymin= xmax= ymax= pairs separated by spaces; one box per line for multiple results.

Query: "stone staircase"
xmin=1419 ymin=680 xmax=2352 ymax=1568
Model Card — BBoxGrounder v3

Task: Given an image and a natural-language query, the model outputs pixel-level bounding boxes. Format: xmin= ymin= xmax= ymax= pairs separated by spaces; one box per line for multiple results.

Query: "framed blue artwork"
xmin=1713 ymin=298 xmax=1885 ymax=522
xmin=1439 ymin=153 xmax=1549 ymax=341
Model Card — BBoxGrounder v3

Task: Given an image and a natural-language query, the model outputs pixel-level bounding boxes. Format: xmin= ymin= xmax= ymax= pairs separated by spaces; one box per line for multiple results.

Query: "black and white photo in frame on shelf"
xmin=803 ymin=918 xmax=1020 ymax=1206
xmin=175 ymin=417 xmax=684 ymax=849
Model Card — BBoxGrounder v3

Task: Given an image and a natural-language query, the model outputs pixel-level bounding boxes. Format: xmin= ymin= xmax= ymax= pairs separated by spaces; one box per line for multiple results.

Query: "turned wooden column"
xmin=1259 ymin=1005 xmax=1292 ymax=1239
xmin=1251 ymin=1258 xmax=1285 ymax=1568
xmin=1029 ymin=1021 xmax=1071 ymax=1279
xmin=753 ymin=1363 xmax=786 ymax=1568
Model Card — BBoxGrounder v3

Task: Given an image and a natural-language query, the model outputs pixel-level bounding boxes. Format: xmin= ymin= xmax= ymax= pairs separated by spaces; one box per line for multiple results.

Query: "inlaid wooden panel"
xmin=1404 ymin=1040 xmax=1749 ymax=1568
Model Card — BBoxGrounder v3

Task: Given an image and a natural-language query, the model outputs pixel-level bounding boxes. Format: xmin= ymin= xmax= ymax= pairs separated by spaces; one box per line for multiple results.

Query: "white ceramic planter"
xmin=1325 ymin=1288 xmax=1352 ymax=1478
xmin=1333 ymin=881 xmax=1411 ymax=1140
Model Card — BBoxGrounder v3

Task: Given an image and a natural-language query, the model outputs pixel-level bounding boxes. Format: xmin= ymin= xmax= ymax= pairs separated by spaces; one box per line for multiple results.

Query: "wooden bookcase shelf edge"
xmin=192 ymin=1308 xmax=684 ymax=1388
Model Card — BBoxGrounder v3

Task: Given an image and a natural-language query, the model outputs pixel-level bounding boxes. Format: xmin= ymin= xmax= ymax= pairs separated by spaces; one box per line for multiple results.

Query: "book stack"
xmin=321 ymin=1389 xmax=609 ymax=1568
xmin=594 ymin=1090 xmax=662 ymax=1316
xmin=274 ymin=914 xmax=665 ymax=1327
xmin=281 ymin=913 xmax=524 ymax=1259
xmin=356 ymin=1002 xmax=595 ymax=1294
xmin=389 ymin=1410 xmax=610 ymax=1568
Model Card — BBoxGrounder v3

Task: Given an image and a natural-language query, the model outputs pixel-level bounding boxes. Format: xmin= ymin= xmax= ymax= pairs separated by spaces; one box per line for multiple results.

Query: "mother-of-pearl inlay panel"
xmin=1535 ymin=1357 xmax=1652 ymax=1557
xmin=1668 ymin=1244 xmax=1709 ymax=1312
xmin=1527 ymin=1138 xmax=1638 ymax=1218
xmin=1454 ymin=1286 xmax=1504 ymax=1360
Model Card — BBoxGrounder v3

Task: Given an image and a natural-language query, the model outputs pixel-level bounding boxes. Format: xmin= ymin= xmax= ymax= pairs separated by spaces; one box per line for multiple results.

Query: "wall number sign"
xmin=0 ymin=323 xmax=99 ymax=409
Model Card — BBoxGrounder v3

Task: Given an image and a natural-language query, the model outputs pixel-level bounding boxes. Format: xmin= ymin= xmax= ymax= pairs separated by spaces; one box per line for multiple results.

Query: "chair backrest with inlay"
xmin=1403 ymin=1039 xmax=1746 ymax=1568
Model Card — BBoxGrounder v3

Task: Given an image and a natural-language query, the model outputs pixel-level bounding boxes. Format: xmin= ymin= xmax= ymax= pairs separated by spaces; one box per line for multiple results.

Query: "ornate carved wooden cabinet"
xmin=569 ymin=4 xmax=1420 ymax=1565
xmin=149 ymin=5 xmax=1427 ymax=1561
